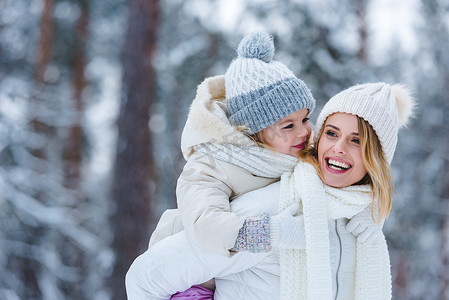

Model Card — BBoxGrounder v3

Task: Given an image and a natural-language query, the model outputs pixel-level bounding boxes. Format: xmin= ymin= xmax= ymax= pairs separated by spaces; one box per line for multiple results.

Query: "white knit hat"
xmin=226 ymin=31 xmax=315 ymax=134
xmin=315 ymin=83 xmax=416 ymax=163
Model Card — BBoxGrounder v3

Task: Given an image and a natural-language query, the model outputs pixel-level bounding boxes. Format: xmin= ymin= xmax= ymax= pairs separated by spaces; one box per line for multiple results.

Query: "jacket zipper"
xmin=334 ymin=219 xmax=343 ymax=300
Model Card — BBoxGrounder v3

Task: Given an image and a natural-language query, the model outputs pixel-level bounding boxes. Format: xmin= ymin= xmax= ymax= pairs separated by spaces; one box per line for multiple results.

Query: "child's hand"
xmin=231 ymin=203 xmax=305 ymax=252
xmin=346 ymin=204 xmax=384 ymax=243
xmin=271 ymin=203 xmax=305 ymax=249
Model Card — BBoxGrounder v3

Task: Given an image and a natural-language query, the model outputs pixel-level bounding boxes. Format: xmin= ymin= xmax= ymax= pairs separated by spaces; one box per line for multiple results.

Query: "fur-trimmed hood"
xmin=180 ymin=75 xmax=255 ymax=160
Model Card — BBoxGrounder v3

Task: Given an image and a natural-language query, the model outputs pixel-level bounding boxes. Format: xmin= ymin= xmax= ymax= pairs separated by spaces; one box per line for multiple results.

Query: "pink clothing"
xmin=171 ymin=285 xmax=214 ymax=300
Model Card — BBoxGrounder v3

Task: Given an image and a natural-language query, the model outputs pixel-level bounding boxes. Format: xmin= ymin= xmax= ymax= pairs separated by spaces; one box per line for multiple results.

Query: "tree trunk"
xmin=110 ymin=0 xmax=160 ymax=298
xmin=392 ymin=254 xmax=409 ymax=299
xmin=32 ymin=0 xmax=54 ymax=152
xmin=60 ymin=1 xmax=89 ymax=298
xmin=35 ymin=0 xmax=54 ymax=84
xmin=63 ymin=0 xmax=89 ymax=190
xmin=354 ymin=0 xmax=368 ymax=61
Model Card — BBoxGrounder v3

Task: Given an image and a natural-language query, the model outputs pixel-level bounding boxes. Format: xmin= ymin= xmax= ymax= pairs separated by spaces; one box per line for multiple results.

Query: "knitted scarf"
xmin=279 ymin=161 xmax=391 ymax=300
xmin=194 ymin=143 xmax=299 ymax=178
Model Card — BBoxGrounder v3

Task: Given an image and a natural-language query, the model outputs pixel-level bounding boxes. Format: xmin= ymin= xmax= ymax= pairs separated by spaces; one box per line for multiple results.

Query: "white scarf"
xmin=279 ymin=161 xmax=392 ymax=300
xmin=194 ymin=143 xmax=299 ymax=178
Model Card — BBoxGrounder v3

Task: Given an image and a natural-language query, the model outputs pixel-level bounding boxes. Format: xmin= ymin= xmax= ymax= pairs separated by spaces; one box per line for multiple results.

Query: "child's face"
xmin=317 ymin=113 xmax=367 ymax=188
xmin=261 ymin=109 xmax=312 ymax=157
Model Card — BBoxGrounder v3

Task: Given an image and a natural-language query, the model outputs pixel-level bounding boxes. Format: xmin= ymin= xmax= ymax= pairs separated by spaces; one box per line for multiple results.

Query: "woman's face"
xmin=261 ymin=109 xmax=312 ymax=157
xmin=318 ymin=113 xmax=367 ymax=188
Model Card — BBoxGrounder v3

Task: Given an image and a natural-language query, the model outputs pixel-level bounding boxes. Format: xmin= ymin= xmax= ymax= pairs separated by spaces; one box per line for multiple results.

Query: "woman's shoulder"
xmin=230 ymin=181 xmax=280 ymax=216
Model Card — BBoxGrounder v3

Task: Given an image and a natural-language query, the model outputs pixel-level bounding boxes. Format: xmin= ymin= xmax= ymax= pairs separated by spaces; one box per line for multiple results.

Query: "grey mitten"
xmin=230 ymin=203 xmax=305 ymax=252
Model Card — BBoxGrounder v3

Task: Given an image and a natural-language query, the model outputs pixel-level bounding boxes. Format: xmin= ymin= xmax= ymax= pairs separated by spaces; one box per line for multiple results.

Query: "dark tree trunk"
xmin=60 ymin=1 xmax=90 ymax=298
xmin=110 ymin=0 xmax=160 ymax=298
xmin=35 ymin=0 xmax=54 ymax=83
xmin=63 ymin=0 xmax=89 ymax=190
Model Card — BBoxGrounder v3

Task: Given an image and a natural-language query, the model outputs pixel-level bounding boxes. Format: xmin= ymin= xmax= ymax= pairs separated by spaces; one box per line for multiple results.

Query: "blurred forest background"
xmin=0 ymin=0 xmax=448 ymax=299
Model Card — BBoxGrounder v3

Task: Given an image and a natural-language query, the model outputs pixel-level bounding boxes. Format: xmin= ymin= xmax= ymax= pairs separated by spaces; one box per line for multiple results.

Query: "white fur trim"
xmin=181 ymin=75 xmax=254 ymax=159
xmin=391 ymin=84 xmax=416 ymax=127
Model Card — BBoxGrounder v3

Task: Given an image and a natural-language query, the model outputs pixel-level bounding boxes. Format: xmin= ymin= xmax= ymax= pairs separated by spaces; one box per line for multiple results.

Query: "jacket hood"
xmin=181 ymin=75 xmax=255 ymax=160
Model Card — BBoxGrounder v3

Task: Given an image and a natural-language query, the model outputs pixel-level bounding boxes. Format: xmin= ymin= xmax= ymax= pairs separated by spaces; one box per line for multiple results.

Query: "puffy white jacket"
xmin=148 ymin=75 xmax=277 ymax=256
xmin=126 ymin=182 xmax=357 ymax=300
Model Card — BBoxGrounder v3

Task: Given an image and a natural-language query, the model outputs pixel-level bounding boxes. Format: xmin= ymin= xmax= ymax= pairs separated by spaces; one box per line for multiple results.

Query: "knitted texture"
xmin=346 ymin=203 xmax=384 ymax=243
xmin=315 ymin=83 xmax=415 ymax=163
xmin=278 ymin=171 xmax=308 ymax=299
xmin=231 ymin=213 xmax=271 ymax=252
xmin=225 ymin=31 xmax=315 ymax=134
xmin=278 ymin=161 xmax=392 ymax=300
xmin=194 ymin=143 xmax=298 ymax=178
xmin=274 ymin=204 xmax=305 ymax=249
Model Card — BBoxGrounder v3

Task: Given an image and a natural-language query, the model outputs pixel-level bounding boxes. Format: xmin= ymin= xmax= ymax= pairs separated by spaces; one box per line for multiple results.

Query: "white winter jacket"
xmin=126 ymin=182 xmax=359 ymax=300
xmin=149 ymin=75 xmax=278 ymax=256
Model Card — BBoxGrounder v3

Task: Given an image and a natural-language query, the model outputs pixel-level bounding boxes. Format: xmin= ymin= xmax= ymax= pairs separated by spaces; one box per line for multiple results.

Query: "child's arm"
xmin=177 ymin=153 xmax=306 ymax=255
xmin=231 ymin=203 xmax=306 ymax=252
xmin=148 ymin=209 xmax=183 ymax=248
xmin=176 ymin=153 xmax=247 ymax=256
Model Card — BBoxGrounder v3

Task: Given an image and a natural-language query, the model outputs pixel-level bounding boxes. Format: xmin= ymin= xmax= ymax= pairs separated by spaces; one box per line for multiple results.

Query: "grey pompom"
xmin=237 ymin=31 xmax=275 ymax=63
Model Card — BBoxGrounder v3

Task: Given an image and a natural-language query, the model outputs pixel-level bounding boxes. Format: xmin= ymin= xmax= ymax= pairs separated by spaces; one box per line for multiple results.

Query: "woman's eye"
xmin=302 ymin=117 xmax=310 ymax=123
xmin=282 ymin=124 xmax=294 ymax=129
xmin=352 ymin=138 xmax=360 ymax=144
xmin=325 ymin=130 xmax=337 ymax=137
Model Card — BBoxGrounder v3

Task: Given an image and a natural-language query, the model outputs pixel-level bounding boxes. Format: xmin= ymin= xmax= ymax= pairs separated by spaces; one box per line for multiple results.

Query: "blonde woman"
xmin=213 ymin=82 xmax=415 ymax=300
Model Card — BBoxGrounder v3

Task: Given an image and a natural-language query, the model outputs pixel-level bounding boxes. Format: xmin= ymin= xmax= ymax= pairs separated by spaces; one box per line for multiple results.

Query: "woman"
xmin=214 ymin=82 xmax=415 ymax=300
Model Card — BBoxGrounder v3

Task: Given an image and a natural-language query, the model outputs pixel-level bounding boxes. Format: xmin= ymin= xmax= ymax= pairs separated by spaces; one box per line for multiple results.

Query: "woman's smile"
xmin=325 ymin=157 xmax=352 ymax=173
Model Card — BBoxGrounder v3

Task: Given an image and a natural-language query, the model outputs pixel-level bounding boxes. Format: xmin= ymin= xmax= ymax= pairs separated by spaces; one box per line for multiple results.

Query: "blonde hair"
xmin=299 ymin=115 xmax=393 ymax=222
xmin=236 ymin=125 xmax=272 ymax=148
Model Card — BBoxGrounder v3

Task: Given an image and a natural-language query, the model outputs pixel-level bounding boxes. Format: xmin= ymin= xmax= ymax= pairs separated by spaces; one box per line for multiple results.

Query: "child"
xmin=148 ymin=31 xmax=316 ymax=257
xmin=126 ymin=32 xmax=382 ymax=299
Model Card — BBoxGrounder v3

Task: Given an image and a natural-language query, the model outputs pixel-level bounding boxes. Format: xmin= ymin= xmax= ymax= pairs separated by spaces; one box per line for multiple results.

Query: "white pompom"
xmin=237 ymin=31 xmax=275 ymax=63
xmin=392 ymin=84 xmax=416 ymax=127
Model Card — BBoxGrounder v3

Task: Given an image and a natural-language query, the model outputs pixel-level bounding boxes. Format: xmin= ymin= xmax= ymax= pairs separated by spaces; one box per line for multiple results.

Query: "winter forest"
xmin=0 ymin=0 xmax=448 ymax=299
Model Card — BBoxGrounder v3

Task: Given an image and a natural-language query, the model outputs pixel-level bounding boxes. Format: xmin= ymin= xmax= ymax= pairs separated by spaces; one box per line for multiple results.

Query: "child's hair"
xmin=299 ymin=115 xmax=393 ymax=222
xmin=236 ymin=125 xmax=274 ymax=150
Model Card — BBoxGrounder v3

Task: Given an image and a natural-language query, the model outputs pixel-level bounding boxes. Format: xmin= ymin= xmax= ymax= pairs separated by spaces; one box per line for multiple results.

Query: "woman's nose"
xmin=332 ymin=139 xmax=346 ymax=154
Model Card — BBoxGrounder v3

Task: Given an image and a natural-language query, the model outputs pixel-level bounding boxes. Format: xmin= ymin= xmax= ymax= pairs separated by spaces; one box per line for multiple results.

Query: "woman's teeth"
xmin=328 ymin=159 xmax=350 ymax=171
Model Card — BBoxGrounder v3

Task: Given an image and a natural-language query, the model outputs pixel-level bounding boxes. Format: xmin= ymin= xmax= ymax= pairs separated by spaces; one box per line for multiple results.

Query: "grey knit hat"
xmin=226 ymin=31 xmax=315 ymax=134
xmin=315 ymin=83 xmax=416 ymax=163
